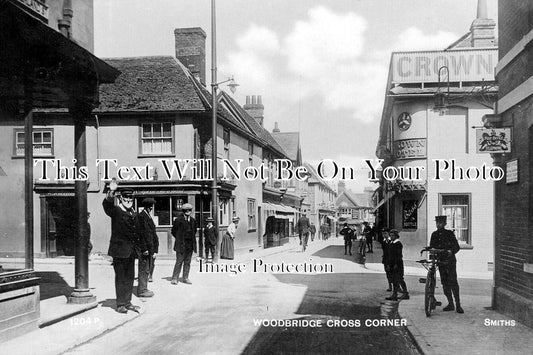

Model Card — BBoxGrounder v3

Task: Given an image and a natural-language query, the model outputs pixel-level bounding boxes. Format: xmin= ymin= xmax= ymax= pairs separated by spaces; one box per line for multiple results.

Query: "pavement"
xmin=1 ymin=238 xmax=533 ymax=355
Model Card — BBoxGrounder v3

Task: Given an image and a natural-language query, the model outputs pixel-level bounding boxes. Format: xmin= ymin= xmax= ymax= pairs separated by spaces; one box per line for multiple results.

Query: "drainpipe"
xmin=58 ymin=0 xmax=73 ymax=38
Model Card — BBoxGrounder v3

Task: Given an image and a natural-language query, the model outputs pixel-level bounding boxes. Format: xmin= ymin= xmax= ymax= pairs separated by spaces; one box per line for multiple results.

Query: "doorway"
xmin=43 ymin=197 xmax=76 ymax=257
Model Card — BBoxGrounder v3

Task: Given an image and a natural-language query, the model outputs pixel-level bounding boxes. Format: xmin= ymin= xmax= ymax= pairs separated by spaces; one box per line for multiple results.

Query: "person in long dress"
xmin=221 ymin=217 xmax=239 ymax=260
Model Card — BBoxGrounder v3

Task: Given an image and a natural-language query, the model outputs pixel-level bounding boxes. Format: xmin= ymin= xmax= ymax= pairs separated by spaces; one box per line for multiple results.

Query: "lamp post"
xmin=434 ymin=66 xmax=450 ymax=113
xmin=211 ymin=0 xmax=237 ymax=263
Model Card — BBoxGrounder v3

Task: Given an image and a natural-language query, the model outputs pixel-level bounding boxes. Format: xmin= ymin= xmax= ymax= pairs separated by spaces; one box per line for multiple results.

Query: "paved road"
xmin=66 ymin=240 xmax=421 ymax=355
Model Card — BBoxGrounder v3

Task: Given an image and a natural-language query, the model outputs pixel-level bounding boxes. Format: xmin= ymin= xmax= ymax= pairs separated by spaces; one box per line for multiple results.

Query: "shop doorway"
xmin=43 ymin=197 xmax=77 ymax=257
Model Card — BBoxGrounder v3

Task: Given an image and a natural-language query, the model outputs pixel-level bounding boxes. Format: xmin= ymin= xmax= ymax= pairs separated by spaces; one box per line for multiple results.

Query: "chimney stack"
xmin=272 ymin=122 xmax=280 ymax=133
xmin=470 ymin=0 xmax=496 ymax=47
xmin=174 ymin=28 xmax=207 ymax=84
xmin=243 ymin=94 xmax=265 ymax=126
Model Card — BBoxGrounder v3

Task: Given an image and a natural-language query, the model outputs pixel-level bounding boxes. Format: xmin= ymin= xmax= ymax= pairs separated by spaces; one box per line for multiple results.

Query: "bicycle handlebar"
xmin=420 ymin=247 xmax=450 ymax=256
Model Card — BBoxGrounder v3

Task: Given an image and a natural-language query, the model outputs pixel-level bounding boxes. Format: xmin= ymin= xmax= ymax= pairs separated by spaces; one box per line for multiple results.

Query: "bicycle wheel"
xmin=424 ymin=270 xmax=435 ymax=317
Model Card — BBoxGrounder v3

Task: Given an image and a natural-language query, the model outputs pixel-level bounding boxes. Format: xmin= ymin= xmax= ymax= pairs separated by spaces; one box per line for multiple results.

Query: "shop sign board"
xmin=392 ymin=49 xmax=497 ymax=83
xmin=393 ymin=138 xmax=426 ymax=160
xmin=506 ymin=159 xmax=518 ymax=184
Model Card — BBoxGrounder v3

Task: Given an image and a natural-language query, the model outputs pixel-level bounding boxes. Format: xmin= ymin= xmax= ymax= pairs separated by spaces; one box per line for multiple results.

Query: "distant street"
xmin=65 ymin=239 xmax=420 ymax=354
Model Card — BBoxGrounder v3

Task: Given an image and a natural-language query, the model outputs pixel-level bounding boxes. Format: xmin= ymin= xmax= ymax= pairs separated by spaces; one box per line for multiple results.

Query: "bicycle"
xmin=417 ymin=247 xmax=448 ymax=317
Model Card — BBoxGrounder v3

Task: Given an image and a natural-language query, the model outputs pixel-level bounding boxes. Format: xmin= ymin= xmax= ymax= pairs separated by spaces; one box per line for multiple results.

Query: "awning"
xmin=372 ymin=192 xmax=395 ymax=212
xmin=263 ymin=202 xmax=298 ymax=214
xmin=0 ymin=1 xmax=120 ymax=107
xmin=327 ymin=216 xmax=338 ymax=222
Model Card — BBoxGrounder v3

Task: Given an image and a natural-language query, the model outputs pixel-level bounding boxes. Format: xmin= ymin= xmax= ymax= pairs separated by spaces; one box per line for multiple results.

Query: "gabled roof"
xmin=271 ymin=132 xmax=300 ymax=162
xmin=218 ymin=91 xmax=288 ymax=157
xmin=336 ymin=190 xmax=372 ymax=209
xmin=97 ymin=56 xmax=208 ymax=112
xmin=304 ymin=162 xmax=336 ymax=194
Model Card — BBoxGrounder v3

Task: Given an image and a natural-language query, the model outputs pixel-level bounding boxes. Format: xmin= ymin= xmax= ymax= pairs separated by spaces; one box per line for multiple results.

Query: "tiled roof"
xmin=96 ymin=56 xmax=208 ymax=112
xmin=271 ymin=132 xmax=300 ymax=161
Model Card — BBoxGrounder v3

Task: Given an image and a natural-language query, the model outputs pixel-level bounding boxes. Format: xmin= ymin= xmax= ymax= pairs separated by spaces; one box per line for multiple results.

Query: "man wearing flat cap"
xmin=171 ymin=203 xmax=197 ymax=285
xmin=203 ymin=217 xmax=217 ymax=263
xmin=136 ymin=197 xmax=158 ymax=297
xmin=103 ymin=185 xmax=142 ymax=313
xmin=430 ymin=215 xmax=463 ymax=313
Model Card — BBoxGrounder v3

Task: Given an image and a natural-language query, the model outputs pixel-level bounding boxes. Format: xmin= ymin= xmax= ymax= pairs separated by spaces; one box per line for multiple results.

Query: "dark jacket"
xmin=388 ymin=240 xmax=404 ymax=270
xmin=381 ymin=239 xmax=391 ymax=265
xmin=310 ymin=224 xmax=316 ymax=234
xmin=103 ymin=197 xmax=140 ymax=258
xmin=137 ymin=209 xmax=159 ymax=254
xmin=339 ymin=227 xmax=354 ymax=241
xmin=171 ymin=215 xmax=197 ymax=253
xmin=204 ymin=225 xmax=218 ymax=246
xmin=297 ymin=216 xmax=311 ymax=235
xmin=429 ymin=228 xmax=460 ymax=263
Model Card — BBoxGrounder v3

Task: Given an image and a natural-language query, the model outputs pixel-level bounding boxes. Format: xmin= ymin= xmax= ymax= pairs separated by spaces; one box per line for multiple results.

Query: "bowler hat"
xmin=141 ymin=197 xmax=156 ymax=206
xmin=435 ymin=215 xmax=447 ymax=222
xmin=182 ymin=203 xmax=193 ymax=210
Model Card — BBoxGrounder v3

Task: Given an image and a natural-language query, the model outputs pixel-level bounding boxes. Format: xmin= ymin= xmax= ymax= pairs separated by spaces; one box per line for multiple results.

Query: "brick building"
xmin=493 ymin=0 xmax=533 ymax=327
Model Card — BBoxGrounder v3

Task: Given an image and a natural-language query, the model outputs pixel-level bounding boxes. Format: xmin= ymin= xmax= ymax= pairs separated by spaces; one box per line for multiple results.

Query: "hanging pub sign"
xmin=402 ymin=200 xmax=418 ymax=229
xmin=476 ymin=128 xmax=512 ymax=153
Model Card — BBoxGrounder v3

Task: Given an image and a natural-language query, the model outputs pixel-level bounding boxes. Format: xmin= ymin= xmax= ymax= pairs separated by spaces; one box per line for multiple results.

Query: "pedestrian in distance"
xmin=365 ymin=222 xmax=374 ymax=253
xmin=171 ymin=203 xmax=197 ymax=285
xmin=385 ymin=229 xmax=409 ymax=301
xmin=359 ymin=222 xmax=369 ymax=255
xmin=221 ymin=216 xmax=239 ymax=260
xmin=203 ymin=217 xmax=217 ymax=262
xmin=339 ymin=223 xmax=354 ymax=255
xmin=136 ymin=197 xmax=158 ymax=297
xmin=430 ymin=215 xmax=463 ymax=313
xmin=381 ymin=229 xmax=393 ymax=292
xmin=102 ymin=184 xmax=142 ymax=314
xmin=310 ymin=223 xmax=316 ymax=242
xmin=297 ymin=213 xmax=311 ymax=252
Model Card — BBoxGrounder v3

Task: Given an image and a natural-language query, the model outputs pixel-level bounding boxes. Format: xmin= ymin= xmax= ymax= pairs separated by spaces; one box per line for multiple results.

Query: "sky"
xmin=94 ymin=0 xmax=498 ymax=192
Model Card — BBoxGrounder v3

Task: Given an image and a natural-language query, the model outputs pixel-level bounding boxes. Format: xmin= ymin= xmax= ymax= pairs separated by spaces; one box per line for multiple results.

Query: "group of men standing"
xmin=103 ymin=186 xmax=158 ymax=314
xmin=103 ymin=186 xmax=220 ymax=314
xmin=380 ymin=216 xmax=463 ymax=313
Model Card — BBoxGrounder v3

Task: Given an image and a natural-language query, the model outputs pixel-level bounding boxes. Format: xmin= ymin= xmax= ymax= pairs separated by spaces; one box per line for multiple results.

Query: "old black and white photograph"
xmin=1 ymin=0 xmax=533 ymax=354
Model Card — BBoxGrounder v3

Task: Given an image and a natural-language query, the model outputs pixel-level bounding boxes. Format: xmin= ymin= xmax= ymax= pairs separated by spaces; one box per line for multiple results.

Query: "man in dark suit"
xmin=339 ymin=223 xmax=354 ymax=255
xmin=430 ymin=215 xmax=463 ymax=313
xmin=297 ymin=214 xmax=311 ymax=252
xmin=136 ymin=198 xmax=158 ymax=297
xmin=204 ymin=217 xmax=217 ymax=262
xmin=171 ymin=203 xmax=197 ymax=285
xmin=103 ymin=186 xmax=143 ymax=314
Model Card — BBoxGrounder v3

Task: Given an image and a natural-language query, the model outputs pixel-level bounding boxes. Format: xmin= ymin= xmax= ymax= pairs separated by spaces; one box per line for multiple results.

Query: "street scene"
xmin=1 ymin=0 xmax=533 ymax=354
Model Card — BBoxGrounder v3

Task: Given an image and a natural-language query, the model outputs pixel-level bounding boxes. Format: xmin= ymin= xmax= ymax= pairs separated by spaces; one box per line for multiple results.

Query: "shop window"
xmin=402 ymin=200 xmax=418 ymax=229
xmin=440 ymin=194 xmax=470 ymax=245
xmin=248 ymin=198 xmax=256 ymax=230
xmin=13 ymin=128 xmax=54 ymax=157
xmin=135 ymin=195 xmax=185 ymax=226
xmin=140 ymin=122 xmax=173 ymax=155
